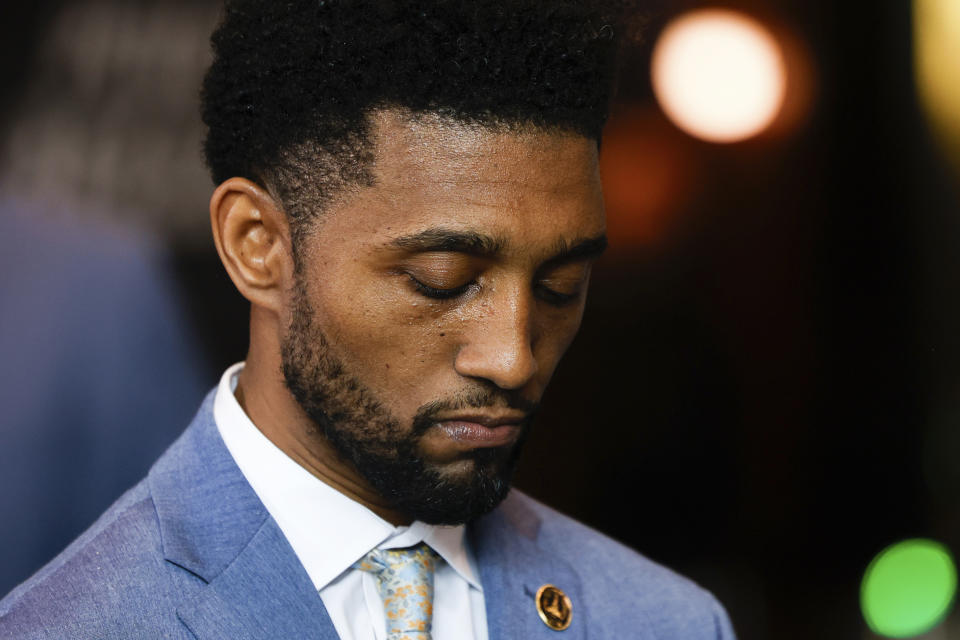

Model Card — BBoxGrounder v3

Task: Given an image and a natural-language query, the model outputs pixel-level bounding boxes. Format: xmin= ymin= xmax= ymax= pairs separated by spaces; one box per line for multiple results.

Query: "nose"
xmin=454 ymin=288 xmax=538 ymax=390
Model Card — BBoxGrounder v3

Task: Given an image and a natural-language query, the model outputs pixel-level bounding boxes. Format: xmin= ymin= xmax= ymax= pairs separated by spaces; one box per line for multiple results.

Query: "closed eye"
xmin=534 ymin=264 xmax=591 ymax=307
xmin=534 ymin=283 xmax=581 ymax=306
xmin=408 ymin=275 xmax=475 ymax=300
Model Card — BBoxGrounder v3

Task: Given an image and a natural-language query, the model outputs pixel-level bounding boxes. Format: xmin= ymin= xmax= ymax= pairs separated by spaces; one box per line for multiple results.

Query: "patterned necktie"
xmin=354 ymin=542 xmax=440 ymax=640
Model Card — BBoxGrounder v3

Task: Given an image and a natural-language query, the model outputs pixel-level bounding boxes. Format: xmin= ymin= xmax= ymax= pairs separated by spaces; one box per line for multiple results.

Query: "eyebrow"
xmin=388 ymin=227 xmax=608 ymax=262
xmin=546 ymin=234 xmax=609 ymax=265
xmin=389 ymin=228 xmax=506 ymax=256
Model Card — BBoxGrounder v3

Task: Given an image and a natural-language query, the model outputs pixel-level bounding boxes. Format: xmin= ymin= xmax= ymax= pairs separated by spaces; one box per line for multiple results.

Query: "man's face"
xmin=281 ymin=113 xmax=606 ymax=524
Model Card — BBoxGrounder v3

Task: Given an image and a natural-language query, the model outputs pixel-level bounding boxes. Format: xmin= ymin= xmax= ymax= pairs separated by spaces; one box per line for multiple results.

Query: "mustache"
xmin=411 ymin=387 xmax=539 ymax=436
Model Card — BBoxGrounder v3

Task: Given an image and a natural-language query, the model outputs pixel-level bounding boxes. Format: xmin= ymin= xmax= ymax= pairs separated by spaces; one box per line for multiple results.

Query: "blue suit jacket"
xmin=0 ymin=392 xmax=736 ymax=639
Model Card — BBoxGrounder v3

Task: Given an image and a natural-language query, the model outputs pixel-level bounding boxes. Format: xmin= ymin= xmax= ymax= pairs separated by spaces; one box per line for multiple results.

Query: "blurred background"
xmin=2 ymin=1 xmax=960 ymax=638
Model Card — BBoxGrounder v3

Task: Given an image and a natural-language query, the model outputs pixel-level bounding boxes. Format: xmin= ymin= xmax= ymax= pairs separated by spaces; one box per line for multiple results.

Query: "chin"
xmin=388 ymin=454 xmax=518 ymax=525
xmin=429 ymin=457 xmax=482 ymax=479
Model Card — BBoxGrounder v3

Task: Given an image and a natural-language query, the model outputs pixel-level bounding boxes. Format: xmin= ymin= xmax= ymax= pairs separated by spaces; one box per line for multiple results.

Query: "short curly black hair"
xmin=201 ymin=0 xmax=637 ymax=229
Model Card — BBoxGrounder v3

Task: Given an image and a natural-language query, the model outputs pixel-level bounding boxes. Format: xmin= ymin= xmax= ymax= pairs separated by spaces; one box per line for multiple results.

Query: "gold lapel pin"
xmin=535 ymin=584 xmax=572 ymax=631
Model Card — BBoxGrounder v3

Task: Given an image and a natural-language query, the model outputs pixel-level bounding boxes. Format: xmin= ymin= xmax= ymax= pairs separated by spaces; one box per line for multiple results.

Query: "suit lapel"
xmin=470 ymin=494 xmax=587 ymax=640
xmin=147 ymin=393 xmax=340 ymax=640
xmin=176 ymin=518 xmax=339 ymax=640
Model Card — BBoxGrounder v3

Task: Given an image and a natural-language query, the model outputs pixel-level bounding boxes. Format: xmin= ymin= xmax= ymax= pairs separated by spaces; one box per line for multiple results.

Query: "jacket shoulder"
xmin=0 ymin=481 xmax=196 ymax=639
xmin=503 ymin=491 xmax=736 ymax=639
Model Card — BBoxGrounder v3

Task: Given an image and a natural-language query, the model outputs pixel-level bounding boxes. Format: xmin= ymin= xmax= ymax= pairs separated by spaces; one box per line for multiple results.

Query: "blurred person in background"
xmin=0 ymin=1 xmax=735 ymax=638
xmin=0 ymin=0 xmax=218 ymax=594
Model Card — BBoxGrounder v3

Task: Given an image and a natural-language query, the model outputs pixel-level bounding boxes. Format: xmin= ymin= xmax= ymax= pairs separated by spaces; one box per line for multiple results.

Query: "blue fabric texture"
xmin=0 ymin=391 xmax=737 ymax=639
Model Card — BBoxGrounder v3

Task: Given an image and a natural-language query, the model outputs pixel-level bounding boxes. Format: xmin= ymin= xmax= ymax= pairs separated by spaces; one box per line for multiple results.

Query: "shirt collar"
xmin=213 ymin=362 xmax=482 ymax=591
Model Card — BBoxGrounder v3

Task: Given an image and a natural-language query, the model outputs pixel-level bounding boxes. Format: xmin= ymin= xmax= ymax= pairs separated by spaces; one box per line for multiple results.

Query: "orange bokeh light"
xmin=600 ymin=107 xmax=697 ymax=249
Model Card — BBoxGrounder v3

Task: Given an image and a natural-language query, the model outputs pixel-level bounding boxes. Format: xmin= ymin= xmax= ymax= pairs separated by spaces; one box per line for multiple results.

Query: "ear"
xmin=210 ymin=177 xmax=292 ymax=313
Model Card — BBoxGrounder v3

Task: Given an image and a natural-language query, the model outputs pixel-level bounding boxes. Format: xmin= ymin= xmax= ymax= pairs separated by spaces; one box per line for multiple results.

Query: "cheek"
xmin=533 ymin=307 xmax=587 ymax=379
xmin=310 ymin=273 xmax=458 ymax=408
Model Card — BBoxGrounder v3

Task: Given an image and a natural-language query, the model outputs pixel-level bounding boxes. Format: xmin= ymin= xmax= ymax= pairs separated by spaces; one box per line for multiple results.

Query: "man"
xmin=0 ymin=1 xmax=736 ymax=638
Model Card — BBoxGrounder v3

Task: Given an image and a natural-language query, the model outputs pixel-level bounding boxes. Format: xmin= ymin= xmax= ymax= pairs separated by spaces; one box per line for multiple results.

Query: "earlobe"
xmin=210 ymin=177 xmax=292 ymax=311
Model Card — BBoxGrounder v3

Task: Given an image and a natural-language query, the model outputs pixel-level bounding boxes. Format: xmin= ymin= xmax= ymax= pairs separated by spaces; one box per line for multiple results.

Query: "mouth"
xmin=432 ymin=413 xmax=526 ymax=448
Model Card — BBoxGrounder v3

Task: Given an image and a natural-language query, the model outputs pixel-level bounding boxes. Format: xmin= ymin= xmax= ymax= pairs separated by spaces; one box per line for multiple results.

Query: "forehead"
xmin=312 ymin=111 xmax=606 ymax=257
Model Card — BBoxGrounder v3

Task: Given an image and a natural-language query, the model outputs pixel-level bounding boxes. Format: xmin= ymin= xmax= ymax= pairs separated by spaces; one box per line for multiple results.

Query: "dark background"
xmin=3 ymin=1 xmax=959 ymax=638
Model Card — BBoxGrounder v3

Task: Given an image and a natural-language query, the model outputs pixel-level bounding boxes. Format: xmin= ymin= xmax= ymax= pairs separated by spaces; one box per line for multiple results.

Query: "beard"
xmin=280 ymin=279 xmax=536 ymax=525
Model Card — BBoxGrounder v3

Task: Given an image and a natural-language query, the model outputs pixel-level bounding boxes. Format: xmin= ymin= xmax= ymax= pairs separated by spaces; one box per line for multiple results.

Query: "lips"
xmin=433 ymin=414 xmax=526 ymax=448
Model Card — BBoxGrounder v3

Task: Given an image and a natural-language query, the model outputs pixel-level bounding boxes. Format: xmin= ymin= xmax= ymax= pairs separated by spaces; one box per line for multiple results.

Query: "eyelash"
xmin=534 ymin=284 xmax=579 ymax=306
xmin=408 ymin=276 xmax=579 ymax=306
xmin=408 ymin=276 xmax=473 ymax=300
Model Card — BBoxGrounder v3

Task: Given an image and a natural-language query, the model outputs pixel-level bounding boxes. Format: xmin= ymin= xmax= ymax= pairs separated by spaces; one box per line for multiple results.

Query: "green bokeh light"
xmin=861 ymin=538 xmax=957 ymax=638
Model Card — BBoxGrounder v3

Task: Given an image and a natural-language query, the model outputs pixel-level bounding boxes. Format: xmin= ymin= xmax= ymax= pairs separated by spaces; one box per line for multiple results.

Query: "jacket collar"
xmin=148 ymin=391 xmax=338 ymax=639
xmin=148 ymin=390 xmax=268 ymax=582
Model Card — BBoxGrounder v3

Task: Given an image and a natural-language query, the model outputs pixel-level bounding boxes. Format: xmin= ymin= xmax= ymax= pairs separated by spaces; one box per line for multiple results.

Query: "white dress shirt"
xmin=213 ymin=363 xmax=489 ymax=640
